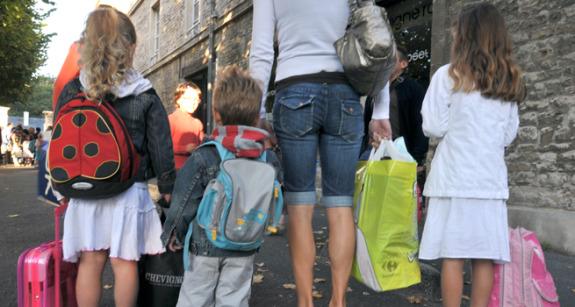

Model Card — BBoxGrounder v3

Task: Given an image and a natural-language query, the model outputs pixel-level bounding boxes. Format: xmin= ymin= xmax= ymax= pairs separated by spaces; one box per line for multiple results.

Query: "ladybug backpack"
xmin=48 ymin=79 xmax=140 ymax=199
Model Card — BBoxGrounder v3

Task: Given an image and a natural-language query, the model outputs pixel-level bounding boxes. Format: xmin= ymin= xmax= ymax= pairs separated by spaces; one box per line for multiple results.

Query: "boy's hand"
xmin=258 ymin=119 xmax=277 ymax=149
xmin=168 ymin=233 xmax=183 ymax=252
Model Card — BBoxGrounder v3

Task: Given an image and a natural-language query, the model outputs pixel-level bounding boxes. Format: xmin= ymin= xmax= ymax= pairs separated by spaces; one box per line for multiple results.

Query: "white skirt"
xmin=63 ymin=182 xmax=165 ymax=262
xmin=419 ymin=197 xmax=510 ymax=263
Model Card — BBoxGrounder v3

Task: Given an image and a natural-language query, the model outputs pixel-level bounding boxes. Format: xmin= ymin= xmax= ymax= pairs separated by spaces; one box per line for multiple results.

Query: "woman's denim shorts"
xmin=273 ymin=82 xmax=364 ymax=208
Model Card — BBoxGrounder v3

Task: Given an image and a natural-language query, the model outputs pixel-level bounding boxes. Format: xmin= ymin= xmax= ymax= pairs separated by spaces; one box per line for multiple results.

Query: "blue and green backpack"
xmin=183 ymin=141 xmax=283 ymax=268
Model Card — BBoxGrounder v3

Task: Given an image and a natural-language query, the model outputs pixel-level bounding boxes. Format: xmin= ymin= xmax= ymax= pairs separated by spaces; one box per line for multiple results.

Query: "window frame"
xmin=185 ymin=0 xmax=201 ymax=35
xmin=151 ymin=1 xmax=160 ymax=62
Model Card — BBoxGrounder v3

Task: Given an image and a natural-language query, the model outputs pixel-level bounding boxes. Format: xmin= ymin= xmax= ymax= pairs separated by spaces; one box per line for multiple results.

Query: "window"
xmin=152 ymin=1 xmax=160 ymax=61
xmin=185 ymin=0 xmax=201 ymax=35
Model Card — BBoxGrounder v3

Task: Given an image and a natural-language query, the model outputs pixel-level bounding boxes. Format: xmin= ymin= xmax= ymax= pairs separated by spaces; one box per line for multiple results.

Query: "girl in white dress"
xmin=419 ymin=3 xmax=525 ymax=307
xmin=56 ymin=6 xmax=175 ymax=307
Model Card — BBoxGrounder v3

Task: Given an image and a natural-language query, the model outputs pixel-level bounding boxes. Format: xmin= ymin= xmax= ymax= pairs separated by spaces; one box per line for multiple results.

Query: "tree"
xmin=0 ymin=0 xmax=54 ymax=107
xmin=9 ymin=75 xmax=54 ymax=116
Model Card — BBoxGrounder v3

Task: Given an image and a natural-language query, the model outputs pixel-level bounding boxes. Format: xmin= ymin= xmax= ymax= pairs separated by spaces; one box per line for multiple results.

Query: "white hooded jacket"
xmin=421 ymin=64 xmax=520 ymax=200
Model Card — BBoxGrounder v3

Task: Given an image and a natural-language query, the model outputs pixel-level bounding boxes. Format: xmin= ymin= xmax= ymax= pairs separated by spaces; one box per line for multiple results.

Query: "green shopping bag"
xmin=352 ymin=140 xmax=421 ymax=291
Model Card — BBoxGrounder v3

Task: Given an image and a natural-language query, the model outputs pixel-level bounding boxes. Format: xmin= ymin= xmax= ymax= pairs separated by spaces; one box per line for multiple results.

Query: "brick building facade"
xmin=127 ymin=0 xmax=575 ymax=254
xmin=129 ymin=0 xmax=252 ymax=130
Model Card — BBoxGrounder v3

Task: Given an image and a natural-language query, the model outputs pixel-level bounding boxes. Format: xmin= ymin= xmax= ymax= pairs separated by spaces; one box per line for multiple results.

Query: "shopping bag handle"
xmin=369 ymin=139 xmax=414 ymax=162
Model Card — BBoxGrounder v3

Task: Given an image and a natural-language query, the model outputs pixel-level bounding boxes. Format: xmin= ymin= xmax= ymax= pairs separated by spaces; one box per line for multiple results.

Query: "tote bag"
xmin=352 ymin=140 xmax=421 ymax=291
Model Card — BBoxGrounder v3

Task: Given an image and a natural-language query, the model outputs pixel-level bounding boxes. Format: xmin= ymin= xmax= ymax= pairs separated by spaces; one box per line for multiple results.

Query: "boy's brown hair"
xmin=212 ymin=65 xmax=262 ymax=126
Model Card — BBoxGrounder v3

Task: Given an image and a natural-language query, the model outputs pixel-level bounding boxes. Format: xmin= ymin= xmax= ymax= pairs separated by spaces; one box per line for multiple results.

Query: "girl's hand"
xmin=58 ymin=198 xmax=69 ymax=207
xmin=168 ymin=234 xmax=183 ymax=252
xmin=162 ymin=194 xmax=171 ymax=203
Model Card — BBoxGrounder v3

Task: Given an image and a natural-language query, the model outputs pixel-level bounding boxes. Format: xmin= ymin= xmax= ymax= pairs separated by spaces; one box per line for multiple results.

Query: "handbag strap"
xmin=346 ymin=0 xmax=375 ymax=25
xmin=347 ymin=0 xmax=359 ymax=11
xmin=347 ymin=0 xmax=375 ymax=11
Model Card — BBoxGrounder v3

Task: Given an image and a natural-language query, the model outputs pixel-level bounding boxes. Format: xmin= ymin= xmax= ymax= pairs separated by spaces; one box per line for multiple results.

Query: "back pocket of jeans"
xmin=277 ymin=94 xmax=315 ymax=137
xmin=340 ymin=99 xmax=364 ymax=142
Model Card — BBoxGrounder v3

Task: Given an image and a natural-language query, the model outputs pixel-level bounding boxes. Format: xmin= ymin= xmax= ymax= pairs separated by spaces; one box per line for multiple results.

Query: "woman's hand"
xmin=369 ymin=119 xmax=392 ymax=148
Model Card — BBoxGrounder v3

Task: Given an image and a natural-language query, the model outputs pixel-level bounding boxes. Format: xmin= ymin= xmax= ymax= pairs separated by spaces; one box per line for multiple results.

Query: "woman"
xmin=249 ymin=1 xmax=391 ymax=306
xmin=55 ymin=7 xmax=175 ymax=307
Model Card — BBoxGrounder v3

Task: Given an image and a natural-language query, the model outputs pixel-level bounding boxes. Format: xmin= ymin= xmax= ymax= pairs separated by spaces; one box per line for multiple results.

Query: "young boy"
xmin=161 ymin=66 xmax=280 ymax=307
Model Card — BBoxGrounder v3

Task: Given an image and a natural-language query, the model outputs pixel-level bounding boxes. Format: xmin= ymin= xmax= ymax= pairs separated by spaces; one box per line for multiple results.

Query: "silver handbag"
xmin=335 ymin=0 xmax=396 ymax=96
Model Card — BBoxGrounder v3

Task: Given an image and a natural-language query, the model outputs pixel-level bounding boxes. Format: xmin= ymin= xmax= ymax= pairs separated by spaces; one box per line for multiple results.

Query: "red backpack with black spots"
xmin=48 ymin=79 xmax=140 ymax=199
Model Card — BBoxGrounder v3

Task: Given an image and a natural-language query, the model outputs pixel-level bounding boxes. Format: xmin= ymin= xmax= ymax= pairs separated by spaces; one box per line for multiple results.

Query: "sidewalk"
xmin=250 ymin=207 xmax=441 ymax=306
xmin=2 ymin=168 xmax=574 ymax=306
xmin=150 ymin=181 xmax=439 ymax=306
xmin=250 ymin=207 xmax=575 ymax=306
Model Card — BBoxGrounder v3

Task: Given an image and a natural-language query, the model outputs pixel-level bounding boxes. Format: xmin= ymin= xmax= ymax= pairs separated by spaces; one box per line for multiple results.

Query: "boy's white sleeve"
xmin=249 ymin=0 xmax=276 ymax=119
xmin=421 ymin=66 xmax=451 ymax=138
xmin=371 ymin=82 xmax=390 ymax=120
xmin=504 ymin=102 xmax=520 ymax=146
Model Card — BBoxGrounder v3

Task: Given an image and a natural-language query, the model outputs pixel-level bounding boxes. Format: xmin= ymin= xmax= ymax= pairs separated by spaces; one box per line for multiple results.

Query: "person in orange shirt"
xmin=168 ymin=82 xmax=205 ymax=170
xmin=52 ymin=42 xmax=80 ymax=111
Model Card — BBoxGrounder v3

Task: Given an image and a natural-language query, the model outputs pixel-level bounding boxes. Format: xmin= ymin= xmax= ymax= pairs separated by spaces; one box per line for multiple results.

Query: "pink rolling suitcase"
xmin=17 ymin=204 xmax=78 ymax=307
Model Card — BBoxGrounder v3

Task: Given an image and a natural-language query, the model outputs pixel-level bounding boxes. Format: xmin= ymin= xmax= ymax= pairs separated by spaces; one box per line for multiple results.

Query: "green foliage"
xmin=9 ymin=75 xmax=54 ymax=116
xmin=0 ymin=0 xmax=54 ymax=106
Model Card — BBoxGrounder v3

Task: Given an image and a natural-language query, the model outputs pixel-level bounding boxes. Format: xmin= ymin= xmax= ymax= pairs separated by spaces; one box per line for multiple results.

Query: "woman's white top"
xmin=249 ymin=0 xmax=389 ymax=120
xmin=421 ymin=64 xmax=520 ymax=199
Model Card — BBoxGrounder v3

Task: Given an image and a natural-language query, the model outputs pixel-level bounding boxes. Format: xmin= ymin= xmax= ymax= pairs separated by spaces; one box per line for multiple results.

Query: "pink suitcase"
xmin=17 ymin=204 xmax=78 ymax=307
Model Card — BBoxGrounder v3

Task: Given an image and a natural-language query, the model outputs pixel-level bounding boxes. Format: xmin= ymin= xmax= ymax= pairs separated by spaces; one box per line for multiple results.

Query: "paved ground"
xmin=2 ymin=167 xmax=574 ymax=306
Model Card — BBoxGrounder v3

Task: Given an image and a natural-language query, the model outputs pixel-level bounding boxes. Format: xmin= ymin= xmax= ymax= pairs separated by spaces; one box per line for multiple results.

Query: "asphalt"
xmin=1 ymin=167 xmax=574 ymax=306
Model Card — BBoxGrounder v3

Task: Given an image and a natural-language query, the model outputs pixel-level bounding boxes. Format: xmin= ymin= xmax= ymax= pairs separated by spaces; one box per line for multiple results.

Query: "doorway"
xmin=378 ymin=0 xmax=433 ymax=87
xmin=186 ymin=68 xmax=209 ymax=132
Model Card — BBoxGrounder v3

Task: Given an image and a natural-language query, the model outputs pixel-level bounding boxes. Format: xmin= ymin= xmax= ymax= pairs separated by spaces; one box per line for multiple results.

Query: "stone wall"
xmin=431 ymin=0 xmax=575 ymax=253
xmin=130 ymin=0 xmax=153 ymax=72
xmin=433 ymin=0 xmax=575 ymax=211
xmin=147 ymin=58 xmax=181 ymax=112
xmin=130 ymin=0 xmax=252 ymax=110
xmin=214 ymin=9 xmax=252 ymax=69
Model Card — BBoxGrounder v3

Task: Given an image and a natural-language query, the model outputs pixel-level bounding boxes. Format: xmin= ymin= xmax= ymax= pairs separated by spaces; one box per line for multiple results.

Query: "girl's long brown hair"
xmin=79 ymin=6 xmax=137 ymax=100
xmin=449 ymin=3 xmax=526 ymax=103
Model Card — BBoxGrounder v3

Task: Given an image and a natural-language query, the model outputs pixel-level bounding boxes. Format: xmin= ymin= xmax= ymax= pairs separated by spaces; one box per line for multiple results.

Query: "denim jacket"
xmin=161 ymin=144 xmax=281 ymax=257
xmin=55 ymin=80 xmax=176 ymax=194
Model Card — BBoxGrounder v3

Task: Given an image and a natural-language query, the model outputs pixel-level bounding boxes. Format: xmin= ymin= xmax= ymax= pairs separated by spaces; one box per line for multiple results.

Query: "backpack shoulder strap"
xmin=71 ymin=78 xmax=83 ymax=92
xmin=54 ymin=78 xmax=87 ymax=118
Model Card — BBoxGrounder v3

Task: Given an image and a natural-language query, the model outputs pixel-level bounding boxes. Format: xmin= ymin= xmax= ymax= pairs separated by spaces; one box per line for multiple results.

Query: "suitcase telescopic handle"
xmin=53 ymin=201 xmax=68 ymax=307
